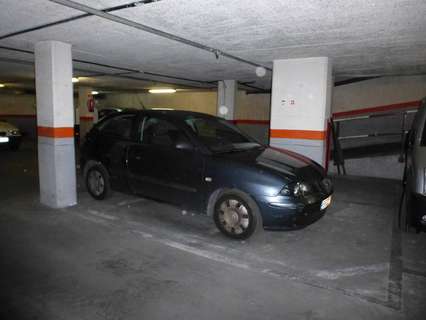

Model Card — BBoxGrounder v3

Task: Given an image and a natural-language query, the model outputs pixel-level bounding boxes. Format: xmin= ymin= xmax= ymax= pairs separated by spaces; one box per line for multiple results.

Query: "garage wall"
xmin=331 ymin=76 xmax=426 ymax=179
xmin=77 ymin=87 xmax=96 ymax=139
xmin=332 ymin=76 xmax=426 ymax=150
xmin=234 ymin=91 xmax=270 ymax=143
xmin=0 ymin=93 xmax=37 ymax=138
xmin=98 ymin=91 xmax=217 ymax=114
xmin=97 ymin=75 xmax=426 ymax=133
xmin=333 ymin=75 xmax=426 ymax=113
xmin=1 ymin=75 xmax=425 ymax=155
xmin=0 ymin=91 xmax=81 ymax=140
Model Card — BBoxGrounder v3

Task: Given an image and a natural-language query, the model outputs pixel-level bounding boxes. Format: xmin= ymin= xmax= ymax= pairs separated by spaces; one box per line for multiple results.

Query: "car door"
xmin=95 ymin=113 xmax=137 ymax=190
xmin=410 ymin=100 xmax=426 ymax=194
xmin=127 ymin=116 xmax=204 ymax=206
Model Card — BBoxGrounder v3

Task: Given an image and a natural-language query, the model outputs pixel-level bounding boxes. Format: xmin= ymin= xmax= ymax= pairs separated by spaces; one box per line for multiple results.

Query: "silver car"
xmin=403 ymin=97 xmax=426 ymax=232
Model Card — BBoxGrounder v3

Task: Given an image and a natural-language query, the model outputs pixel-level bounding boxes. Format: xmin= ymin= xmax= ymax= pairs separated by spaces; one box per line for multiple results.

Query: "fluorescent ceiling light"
xmin=0 ymin=84 xmax=5 ymax=88
xmin=91 ymin=91 xmax=99 ymax=95
xmin=149 ymin=88 xmax=176 ymax=94
xmin=72 ymin=77 xmax=79 ymax=83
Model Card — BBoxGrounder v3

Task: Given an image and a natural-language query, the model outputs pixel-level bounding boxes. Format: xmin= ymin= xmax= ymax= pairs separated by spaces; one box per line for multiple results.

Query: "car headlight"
xmin=280 ymin=182 xmax=312 ymax=197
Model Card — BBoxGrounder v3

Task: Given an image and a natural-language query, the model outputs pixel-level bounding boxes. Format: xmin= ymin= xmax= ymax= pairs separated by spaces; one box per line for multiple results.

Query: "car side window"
xmin=98 ymin=114 xmax=135 ymax=139
xmin=140 ymin=117 xmax=188 ymax=147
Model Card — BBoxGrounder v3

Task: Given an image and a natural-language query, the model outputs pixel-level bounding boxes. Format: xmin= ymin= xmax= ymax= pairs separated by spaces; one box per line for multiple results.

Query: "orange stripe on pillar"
xmin=270 ymin=129 xmax=326 ymax=140
xmin=37 ymin=126 xmax=74 ymax=138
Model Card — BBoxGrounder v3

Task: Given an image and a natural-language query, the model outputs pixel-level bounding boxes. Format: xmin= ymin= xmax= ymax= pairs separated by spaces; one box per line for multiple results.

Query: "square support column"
xmin=269 ymin=57 xmax=332 ymax=167
xmin=35 ymin=41 xmax=77 ymax=208
xmin=217 ymin=80 xmax=237 ymax=120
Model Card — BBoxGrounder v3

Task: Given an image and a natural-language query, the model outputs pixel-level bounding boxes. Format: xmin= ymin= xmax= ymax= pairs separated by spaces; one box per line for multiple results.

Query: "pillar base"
xmin=38 ymin=137 xmax=77 ymax=208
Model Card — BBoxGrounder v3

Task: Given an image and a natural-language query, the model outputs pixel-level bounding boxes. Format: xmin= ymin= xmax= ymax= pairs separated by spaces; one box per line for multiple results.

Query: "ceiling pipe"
xmin=0 ymin=1 xmax=160 ymax=40
xmin=334 ymin=76 xmax=381 ymax=86
xmin=74 ymin=57 xmax=215 ymax=85
xmin=0 ymin=57 xmax=211 ymax=90
xmin=0 ymin=56 xmax=103 ymax=75
xmin=239 ymin=82 xmax=269 ymax=92
xmin=48 ymin=0 xmax=272 ymax=72
xmin=0 ymin=46 xmax=215 ymax=89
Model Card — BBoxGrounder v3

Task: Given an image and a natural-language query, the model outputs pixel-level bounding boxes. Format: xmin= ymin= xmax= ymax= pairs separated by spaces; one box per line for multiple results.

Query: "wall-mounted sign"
xmin=87 ymin=97 xmax=95 ymax=112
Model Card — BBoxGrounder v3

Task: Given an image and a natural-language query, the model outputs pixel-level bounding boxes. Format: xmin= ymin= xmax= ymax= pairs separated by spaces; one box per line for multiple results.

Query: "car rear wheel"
xmin=85 ymin=164 xmax=111 ymax=200
xmin=213 ymin=191 xmax=262 ymax=239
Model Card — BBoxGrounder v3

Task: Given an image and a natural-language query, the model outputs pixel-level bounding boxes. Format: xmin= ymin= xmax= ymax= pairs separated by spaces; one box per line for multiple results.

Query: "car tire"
xmin=85 ymin=163 xmax=111 ymax=200
xmin=213 ymin=191 xmax=262 ymax=240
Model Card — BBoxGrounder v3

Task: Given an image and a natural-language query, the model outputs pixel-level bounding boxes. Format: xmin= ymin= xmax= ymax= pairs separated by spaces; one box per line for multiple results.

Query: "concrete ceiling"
xmin=0 ymin=0 xmax=425 ymax=93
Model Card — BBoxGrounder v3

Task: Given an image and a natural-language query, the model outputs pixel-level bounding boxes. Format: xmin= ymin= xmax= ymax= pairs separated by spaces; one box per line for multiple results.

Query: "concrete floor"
xmin=1 ymin=142 xmax=426 ymax=320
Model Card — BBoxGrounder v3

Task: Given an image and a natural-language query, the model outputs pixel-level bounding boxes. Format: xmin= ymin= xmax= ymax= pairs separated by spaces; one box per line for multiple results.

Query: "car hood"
xmin=0 ymin=121 xmax=18 ymax=131
xmin=216 ymin=146 xmax=325 ymax=181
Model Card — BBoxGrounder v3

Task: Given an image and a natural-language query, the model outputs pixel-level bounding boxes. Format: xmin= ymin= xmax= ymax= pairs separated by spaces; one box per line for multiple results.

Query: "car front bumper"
xmin=0 ymin=135 xmax=22 ymax=147
xmin=255 ymin=193 xmax=332 ymax=230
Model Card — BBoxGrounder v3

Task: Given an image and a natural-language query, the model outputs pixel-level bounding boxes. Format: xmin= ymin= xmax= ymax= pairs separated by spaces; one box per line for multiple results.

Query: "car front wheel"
xmin=213 ymin=191 xmax=262 ymax=239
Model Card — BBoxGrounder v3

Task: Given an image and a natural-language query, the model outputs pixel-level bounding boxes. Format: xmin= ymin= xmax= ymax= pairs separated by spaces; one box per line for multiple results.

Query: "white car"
xmin=0 ymin=120 xmax=22 ymax=150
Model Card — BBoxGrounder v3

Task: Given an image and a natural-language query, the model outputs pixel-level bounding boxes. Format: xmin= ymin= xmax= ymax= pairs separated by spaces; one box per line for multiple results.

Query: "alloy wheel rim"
xmin=88 ymin=170 xmax=104 ymax=196
xmin=218 ymin=199 xmax=250 ymax=235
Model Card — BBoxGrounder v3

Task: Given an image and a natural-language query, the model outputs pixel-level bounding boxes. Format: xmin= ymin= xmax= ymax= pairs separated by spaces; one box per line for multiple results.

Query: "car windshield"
xmin=184 ymin=116 xmax=261 ymax=153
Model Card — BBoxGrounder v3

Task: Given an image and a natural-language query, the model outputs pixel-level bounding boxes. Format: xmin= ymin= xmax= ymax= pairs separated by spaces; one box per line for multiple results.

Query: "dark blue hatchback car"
xmin=81 ymin=110 xmax=333 ymax=239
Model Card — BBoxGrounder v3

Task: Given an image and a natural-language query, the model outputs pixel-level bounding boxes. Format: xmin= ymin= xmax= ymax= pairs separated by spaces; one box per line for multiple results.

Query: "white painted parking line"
xmin=87 ymin=209 xmax=118 ymax=220
xmin=77 ymin=213 xmax=111 ymax=226
xmin=161 ymin=239 xmax=251 ymax=270
xmin=314 ymin=263 xmax=389 ymax=280
xmin=129 ymin=227 xmax=393 ymax=308
xmin=71 ymin=203 xmax=399 ymax=310
xmin=117 ymin=198 xmax=146 ymax=207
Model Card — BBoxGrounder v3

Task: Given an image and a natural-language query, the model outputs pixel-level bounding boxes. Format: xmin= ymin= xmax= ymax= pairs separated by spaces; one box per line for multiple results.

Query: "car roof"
xmin=109 ymin=109 xmax=217 ymax=120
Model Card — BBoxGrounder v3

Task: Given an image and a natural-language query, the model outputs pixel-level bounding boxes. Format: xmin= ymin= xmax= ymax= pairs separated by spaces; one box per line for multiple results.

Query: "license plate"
xmin=320 ymin=196 xmax=332 ymax=210
xmin=0 ymin=137 xmax=9 ymax=143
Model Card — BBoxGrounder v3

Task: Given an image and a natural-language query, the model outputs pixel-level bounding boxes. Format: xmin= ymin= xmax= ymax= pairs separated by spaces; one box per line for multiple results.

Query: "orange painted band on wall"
xmin=37 ymin=126 xmax=74 ymax=138
xmin=270 ymin=129 xmax=326 ymax=140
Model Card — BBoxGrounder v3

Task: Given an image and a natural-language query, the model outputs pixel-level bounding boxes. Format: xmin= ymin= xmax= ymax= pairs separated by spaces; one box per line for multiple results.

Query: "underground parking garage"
xmin=1 ymin=0 xmax=426 ymax=319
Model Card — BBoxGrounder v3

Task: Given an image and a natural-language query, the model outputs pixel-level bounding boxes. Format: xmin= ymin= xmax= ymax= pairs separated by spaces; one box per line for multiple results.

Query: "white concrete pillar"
xmin=269 ymin=57 xmax=332 ymax=167
xmin=217 ymin=80 xmax=237 ymax=120
xmin=35 ymin=41 xmax=77 ymax=208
